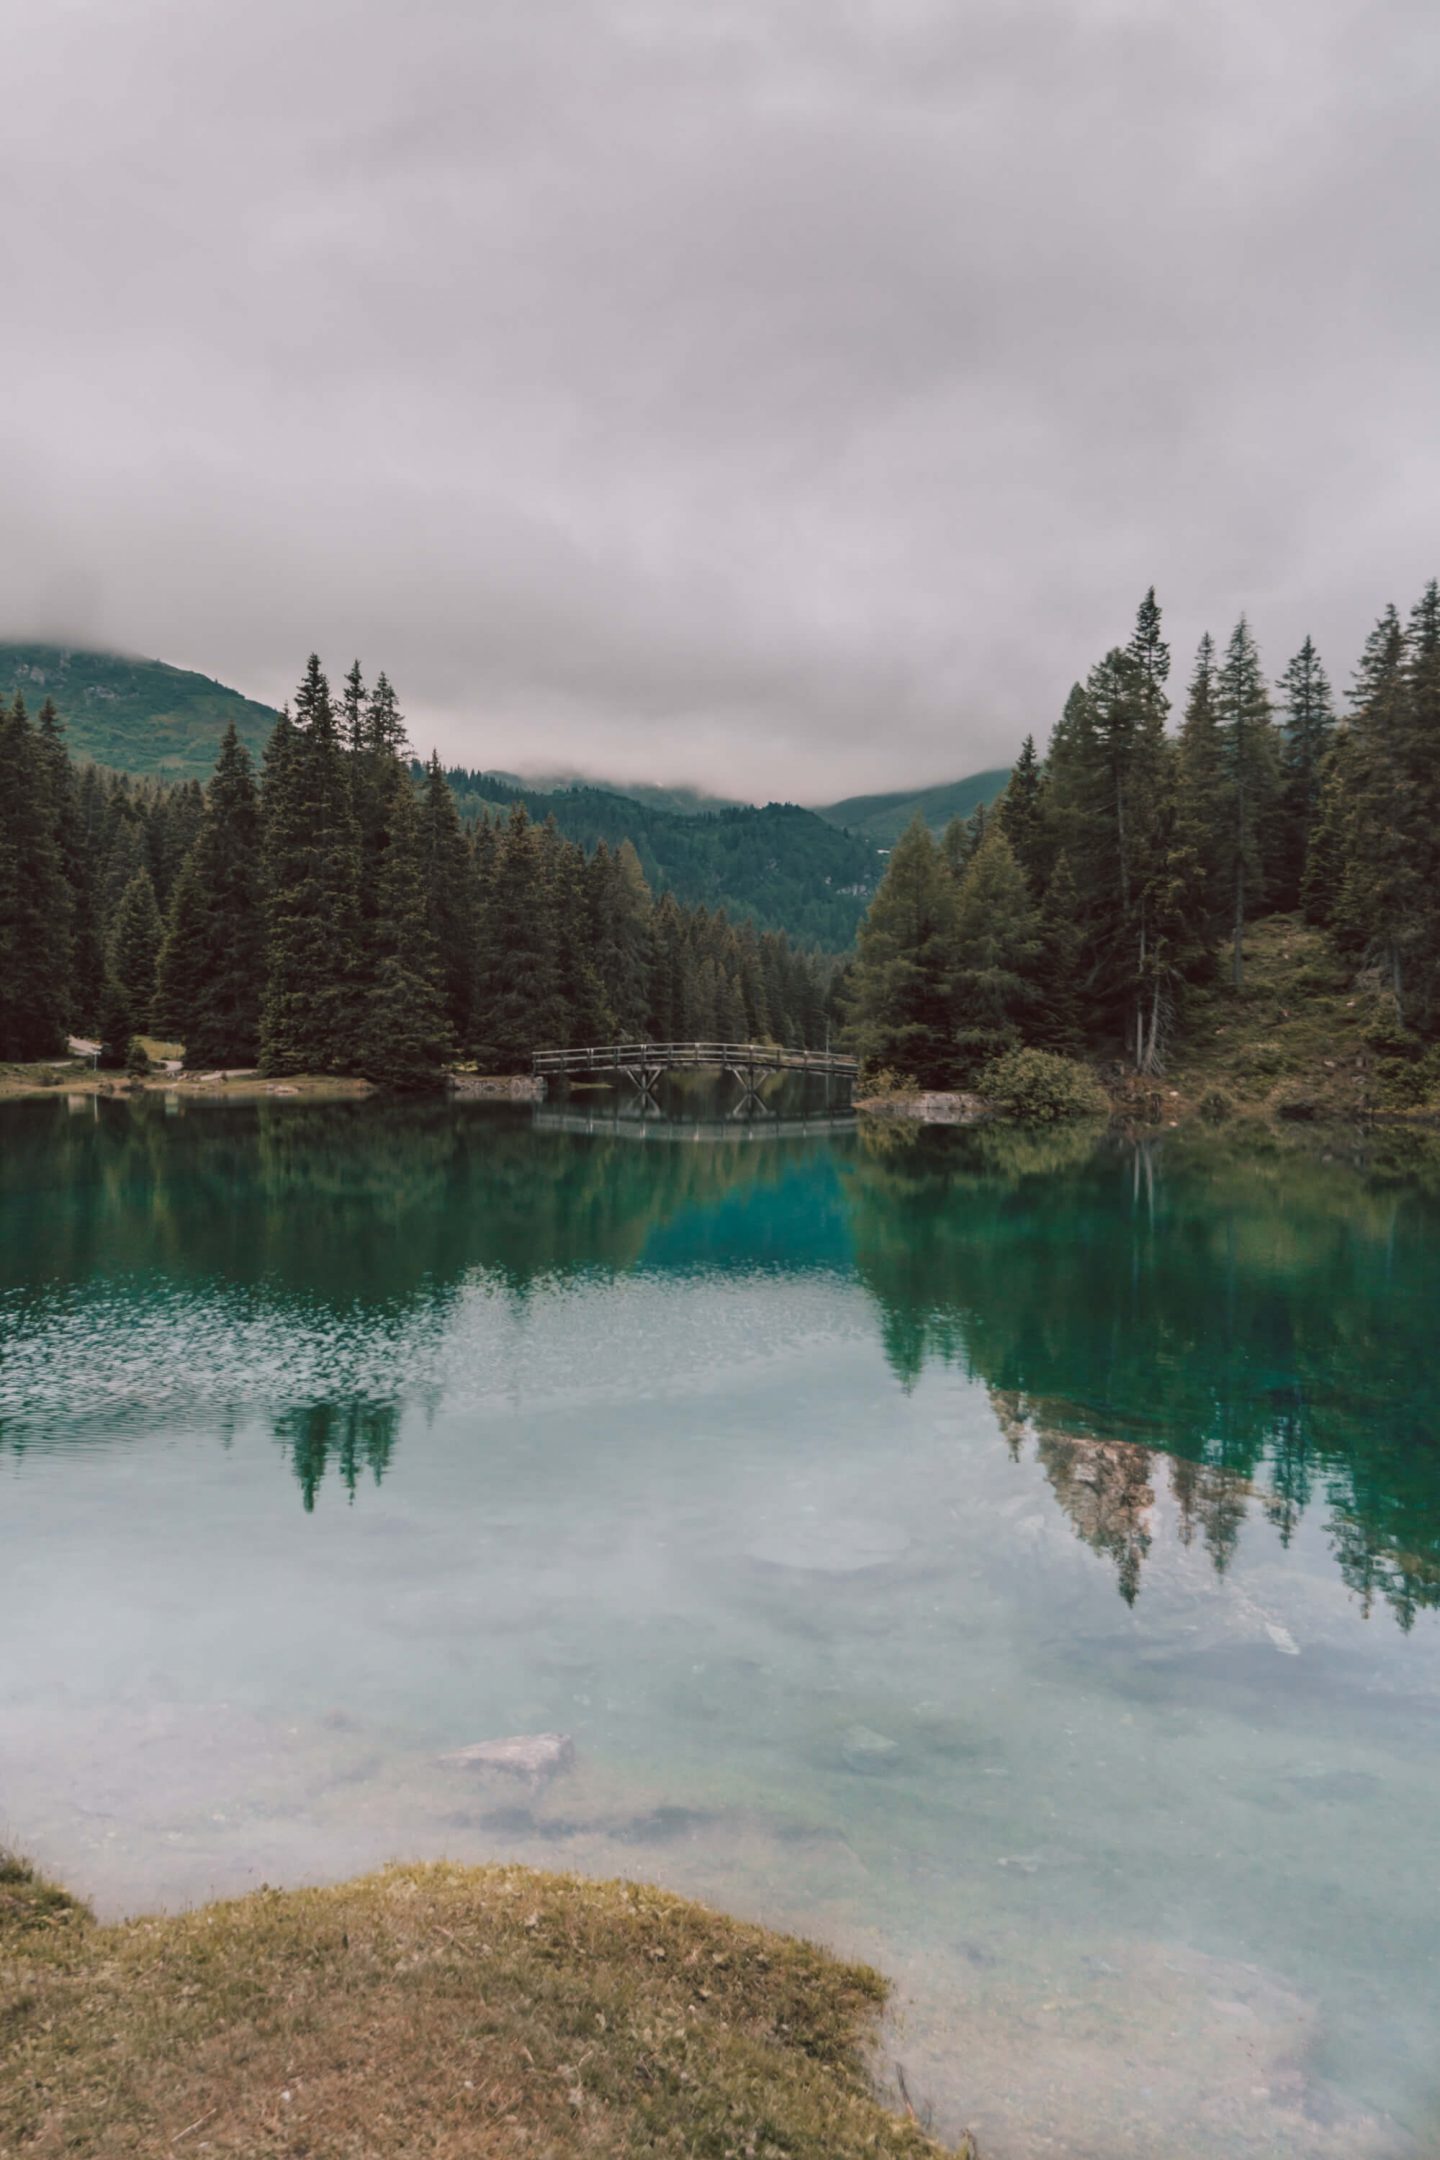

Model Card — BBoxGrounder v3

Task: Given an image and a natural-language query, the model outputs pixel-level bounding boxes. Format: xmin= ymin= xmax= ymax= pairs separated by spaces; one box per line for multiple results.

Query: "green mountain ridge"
xmin=0 ymin=641 xmax=1010 ymax=945
xmin=0 ymin=642 xmax=278 ymax=780
xmin=815 ymin=769 xmax=1012 ymax=844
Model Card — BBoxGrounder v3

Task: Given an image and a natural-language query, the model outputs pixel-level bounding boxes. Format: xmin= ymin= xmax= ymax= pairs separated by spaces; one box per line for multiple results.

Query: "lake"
xmin=2 ymin=1090 xmax=1438 ymax=2158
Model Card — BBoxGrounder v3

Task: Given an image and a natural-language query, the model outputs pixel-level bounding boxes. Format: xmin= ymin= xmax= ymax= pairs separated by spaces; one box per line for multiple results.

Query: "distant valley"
xmin=0 ymin=640 xmax=1010 ymax=946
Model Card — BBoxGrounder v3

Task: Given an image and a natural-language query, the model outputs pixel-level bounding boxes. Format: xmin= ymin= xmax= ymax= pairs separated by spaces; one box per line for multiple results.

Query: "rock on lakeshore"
xmin=855 ymin=1090 xmax=989 ymax=1124
xmin=449 ymin=1073 xmax=546 ymax=1100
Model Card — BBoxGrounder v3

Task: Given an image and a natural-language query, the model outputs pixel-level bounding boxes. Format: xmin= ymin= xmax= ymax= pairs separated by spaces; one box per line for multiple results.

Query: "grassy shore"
xmin=0 ymin=1852 xmax=959 ymax=2158
xmin=1112 ymin=914 xmax=1437 ymax=1127
xmin=0 ymin=1058 xmax=373 ymax=1103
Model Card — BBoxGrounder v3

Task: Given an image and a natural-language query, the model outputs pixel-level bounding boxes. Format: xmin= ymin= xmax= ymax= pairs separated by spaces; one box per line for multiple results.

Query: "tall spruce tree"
xmin=186 ymin=724 xmax=264 ymax=1066
xmin=950 ymin=826 xmax=1041 ymax=1075
xmin=0 ymin=695 xmax=68 ymax=1057
xmin=1214 ymin=616 xmax=1279 ymax=989
xmin=1174 ymin=633 xmax=1229 ymax=955
xmin=154 ymin=850 xmax=211 ymax=1043
xmin=473 ymin=803 xmax=565 ymax=1067
xmin=419 ymin=750 xmax=478 ymax=1052
xmin=1034 ymin=851 xmax=1085 ymax=1052
xmin=996 ymin=734 xmax=1050 ymax=891
xmin=1274 ymin=636 xmax=1336 ymax=911
xmin=1335 ymin=594 xmax=1439 ymax=1025
xmin=846 ymin=815 xmax=957 ymax=1085
xmin=360 ymin=767 xmax=451 ymax=1090
xmin=1400 ymin=581 xmax=1440 ymax=1028
xmin=37 ymin=697 xmax=105 ymax=1032
xmin=261 ymin=663 xmax=364 ymax=1074
xmin=108 ymin=867 xmax=164 ymax=1039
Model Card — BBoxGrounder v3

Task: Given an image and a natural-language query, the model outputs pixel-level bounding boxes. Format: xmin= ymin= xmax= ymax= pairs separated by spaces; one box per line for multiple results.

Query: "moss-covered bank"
xmin=0 ymin=1852 xmax=959 ymax=2158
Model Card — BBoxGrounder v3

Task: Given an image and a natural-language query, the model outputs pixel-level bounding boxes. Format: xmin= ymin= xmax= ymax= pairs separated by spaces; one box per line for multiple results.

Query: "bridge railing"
xmin=532 ymin=1041 xmax=859 ymax=1078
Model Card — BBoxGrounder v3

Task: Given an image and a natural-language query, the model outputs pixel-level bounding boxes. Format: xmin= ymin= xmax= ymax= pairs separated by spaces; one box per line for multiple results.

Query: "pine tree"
xmin=36 ymin=698 xmax=105 ymax=1032
xmin=1174 ymin=633 xmax=1229 ymax=954
xmin=646 ymin=892 xmax=688 ymax=1039
xmin=1336 ymin=591 xmax=1440 ymax=1026
xmin=154 ymin=850 xmax=210 ymax=1044
xmin=0 ymin=695 xmax=68 ymax=1057
xmin=1046 ymin=635 xmax=1174 ymax=1059
xmin=1128 ymin=585 xmax=1171 ymax=709
xmin=1214 ymin=616 xmax=1279 ymax=989
xmin=360 ymin=768 xmax=451 ymax=1090
xmin=1301 ymin=729 xmax=1351 ymax=928
xmin=187 ymin=723 xmax=264 ymax=1067
xmin=996 ymin=735 xmax=1049 ymax=890
xmin=1400 ymin=581 xmax=1440 ymax=1028
xmin=108 ymin=867 xmax=163 ymax=1039
xmin=1274 ymin=636 xmax=1336 ymax=911
xmin=341 ymin=660 xmax=367 ymax=755
xmin=588 ymin=839 xmax=652 ymax=1038
xmin=950 ymin=826 xmax=1040 ymax=1075
xmin=261 ymin=664 xmax=363 ymax=1074
xmin=419 ymin=751 xmax=478 ymax=1052
xmin=1332 ymin=605 xmax=1411 ymax=998
xmin=847 ymin=816 xmax=957 ymax=1085
xmin=473 ymin=803 xmax=565 ymax=1067
xmin=1033 ymin=851 xmax=1085 ymax=1052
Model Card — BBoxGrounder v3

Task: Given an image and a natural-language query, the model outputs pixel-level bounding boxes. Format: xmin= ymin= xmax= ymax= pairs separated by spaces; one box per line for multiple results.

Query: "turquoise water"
xmin=2 ymin=1092 xmax=1438 ymax=2158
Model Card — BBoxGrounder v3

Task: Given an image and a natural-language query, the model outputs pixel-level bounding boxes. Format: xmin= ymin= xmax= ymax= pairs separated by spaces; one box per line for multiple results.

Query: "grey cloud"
xmin=1 ymin=0 xmax=1436 ymax=797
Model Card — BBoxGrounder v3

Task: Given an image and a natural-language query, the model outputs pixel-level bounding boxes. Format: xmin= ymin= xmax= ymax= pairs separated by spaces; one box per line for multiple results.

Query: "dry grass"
xmin=0 ymin=1854 xmax=956 ymax=2159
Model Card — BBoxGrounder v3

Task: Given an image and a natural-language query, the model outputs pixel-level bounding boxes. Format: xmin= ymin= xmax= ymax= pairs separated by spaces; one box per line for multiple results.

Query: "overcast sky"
xmin=1 ymin=0 xmax=1436 ymax=801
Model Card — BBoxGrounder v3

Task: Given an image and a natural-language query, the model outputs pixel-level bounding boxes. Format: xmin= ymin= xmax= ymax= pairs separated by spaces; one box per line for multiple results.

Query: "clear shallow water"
xmin=2 ymin=1092 xmax=1439 ymax=2158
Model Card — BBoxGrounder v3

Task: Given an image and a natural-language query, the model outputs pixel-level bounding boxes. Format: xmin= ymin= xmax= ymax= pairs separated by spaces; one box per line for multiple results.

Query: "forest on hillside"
xmin=0 ymin=659 xmax=837 ymax=1088
xmin=438 ymin=768 xmax=877 ymax=948
xmin=844 ymin=583 xmax=1440 ymax=1098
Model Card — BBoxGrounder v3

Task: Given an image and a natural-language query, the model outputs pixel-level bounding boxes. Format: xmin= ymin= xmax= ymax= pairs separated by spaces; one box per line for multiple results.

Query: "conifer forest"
xmin=0 ymin=656 xmax=835 ymax=1087
xmin=2 ymin=584 xmax=1437 ymax=1097
xmin=844 ymin=582 xmax=1440 ymax=1090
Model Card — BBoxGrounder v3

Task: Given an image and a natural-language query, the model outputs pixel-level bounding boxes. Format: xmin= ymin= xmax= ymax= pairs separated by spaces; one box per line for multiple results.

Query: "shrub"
xmin=125 ymin=1037 xmax=151 ymax=1081
xmin=858 ymin=1063 xmax=920 ymax=1099
xmin=977 ymin=1047 xmax=1110 ymax=1122
xmin=1375 ymin=1056 xmax=1430 ymax=1109
xmin=1198 ymin=1087 xmax=1232 ymax=1123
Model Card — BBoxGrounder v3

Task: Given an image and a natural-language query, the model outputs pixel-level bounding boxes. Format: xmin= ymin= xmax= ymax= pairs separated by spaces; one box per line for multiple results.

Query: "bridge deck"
xmin=532 ymin=1040 xmax=858 ymax=1080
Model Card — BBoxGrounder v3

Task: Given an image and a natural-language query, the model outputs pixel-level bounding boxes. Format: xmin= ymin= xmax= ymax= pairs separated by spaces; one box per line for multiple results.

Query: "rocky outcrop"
xmin=855 ymin=1090 xmax=989 ymax=1124
xmin=448 ymin=1073 xmax=546 ymax=1101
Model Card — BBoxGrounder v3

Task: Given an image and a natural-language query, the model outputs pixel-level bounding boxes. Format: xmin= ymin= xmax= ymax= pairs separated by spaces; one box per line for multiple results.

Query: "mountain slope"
xmin=442 ymin=770 xmax=877 ymax=948
xmin=492 ymin=770 xmax=749 ymax=816
xmin=817 ymin=768 xmax=1011 ymax=844
xmin=0 ymin=643 xmax=279 ymax=779
xmin=0 ymin=642 xmax=883 ymax=943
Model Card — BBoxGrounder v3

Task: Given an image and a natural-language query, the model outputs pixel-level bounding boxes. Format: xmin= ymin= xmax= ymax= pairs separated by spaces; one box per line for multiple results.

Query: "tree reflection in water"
xmin=3 ymin=1094 xmax=1438 ymax=1619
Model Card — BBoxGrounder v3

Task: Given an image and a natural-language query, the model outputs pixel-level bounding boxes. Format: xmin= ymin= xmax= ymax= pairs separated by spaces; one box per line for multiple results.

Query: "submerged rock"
xmin=840 ymin=1724 xmax=900 ymax=1772
xmin=441 ymin=1732 xmax=576 ymax=1781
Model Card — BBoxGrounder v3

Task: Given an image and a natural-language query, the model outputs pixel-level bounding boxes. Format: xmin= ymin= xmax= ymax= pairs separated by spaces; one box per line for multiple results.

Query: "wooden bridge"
xmin=532 ymin=1040 xmax=859 ymax=1107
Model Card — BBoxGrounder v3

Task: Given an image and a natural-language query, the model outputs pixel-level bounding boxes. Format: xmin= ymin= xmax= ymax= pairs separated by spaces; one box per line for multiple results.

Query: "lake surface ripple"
xmin=3 ymin=1094 xmax=1439 ymax=2158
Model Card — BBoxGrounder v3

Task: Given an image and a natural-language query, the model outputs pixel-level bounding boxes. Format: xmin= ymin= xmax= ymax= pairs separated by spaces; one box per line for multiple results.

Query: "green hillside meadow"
xmin=817 ymin=768 xmax=1011 ymax=843
xmin=0 ymin=643 xmax=277 ymax=779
